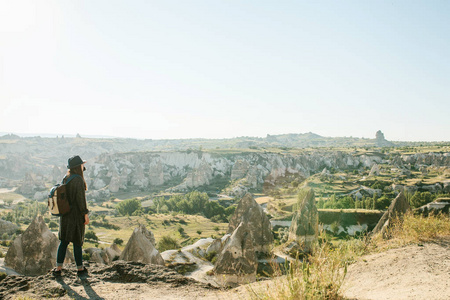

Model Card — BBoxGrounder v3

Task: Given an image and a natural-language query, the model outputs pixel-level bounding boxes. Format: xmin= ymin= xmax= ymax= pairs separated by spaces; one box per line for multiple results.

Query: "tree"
xmin=85 ymin=230 xmax=99 ymax=241
xmin=48 ymin=221 xmax=59 ymax=229
xmin=113 ymin=238 xmax=123 ymax=245
xmin=115 ymin=198 xmax=142 ymax=216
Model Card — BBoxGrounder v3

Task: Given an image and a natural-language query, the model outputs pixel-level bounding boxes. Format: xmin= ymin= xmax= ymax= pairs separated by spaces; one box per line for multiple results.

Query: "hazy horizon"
xmin=1 ymin=130 xmax=448 ymax=143
xmin=1 ymin=1 xmax=449 ymax=142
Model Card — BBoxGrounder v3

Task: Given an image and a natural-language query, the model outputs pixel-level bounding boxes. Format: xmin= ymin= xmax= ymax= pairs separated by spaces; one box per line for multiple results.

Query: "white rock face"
xmin=119 ymin=225 xmax=164 ymax=265
xmin=231 ymin=160 xmax=250 ymax=180
xmin=93 ymin=178 xmax=107 ymax=190
xmin=24 ymin=149 xmax=444 ymax=200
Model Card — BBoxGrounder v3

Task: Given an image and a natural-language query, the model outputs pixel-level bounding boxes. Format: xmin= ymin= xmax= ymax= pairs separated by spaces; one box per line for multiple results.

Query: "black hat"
xmin=67 ymin=155 xmax=86 ymax=169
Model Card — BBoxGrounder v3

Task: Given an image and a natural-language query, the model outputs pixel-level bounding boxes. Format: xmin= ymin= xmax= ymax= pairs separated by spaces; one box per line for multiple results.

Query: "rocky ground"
xmin=1 ymin=239 xmax=449 ymax=300
xmin=342 ymin=238 xmax=450 ymax=300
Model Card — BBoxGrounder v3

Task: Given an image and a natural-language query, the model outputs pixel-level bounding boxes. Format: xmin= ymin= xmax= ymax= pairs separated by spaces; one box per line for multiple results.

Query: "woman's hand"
xmin=84 ymin=214 xmax=89 ymax=225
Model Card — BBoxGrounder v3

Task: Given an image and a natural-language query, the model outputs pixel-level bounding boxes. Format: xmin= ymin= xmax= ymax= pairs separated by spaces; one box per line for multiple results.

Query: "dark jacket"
xmin=58 ymin=176 xmax=89 ymax=246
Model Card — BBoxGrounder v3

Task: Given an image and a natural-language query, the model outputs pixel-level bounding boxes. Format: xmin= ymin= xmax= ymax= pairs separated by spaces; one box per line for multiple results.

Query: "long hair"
xmin=66 ymin=165 xmax=87 ymax=190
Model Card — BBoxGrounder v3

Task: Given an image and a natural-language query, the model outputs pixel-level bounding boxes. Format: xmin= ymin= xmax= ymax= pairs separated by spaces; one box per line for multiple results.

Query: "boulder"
xmin=213 ymin=222 xmax=257 ymax=287
xmin=119 ymin=225 xmax=164 ymax=265
xmin=227 ymin=193 xmax=273 ymax=253
xmin=106 ymin=243 xmax=122 ymax=262
xmin=5 ymin=216 xmax=72 ymax=275
xmin=85 ymin=245 xmax=120 ymax=265
xmin=288 ymin=188 xmax=318 ymax=253
xmin=372 ymin=192 xmax=410 ymax=237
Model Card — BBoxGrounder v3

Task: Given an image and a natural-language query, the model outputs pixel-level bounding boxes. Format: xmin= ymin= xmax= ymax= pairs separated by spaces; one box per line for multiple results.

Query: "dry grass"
xmin=250 ymin=241 xmax=357 ymax=300
xmin=371 ymin=212 xmax=450 ymax=251
xmin=250 ymin=213 xmax=449 ymax=300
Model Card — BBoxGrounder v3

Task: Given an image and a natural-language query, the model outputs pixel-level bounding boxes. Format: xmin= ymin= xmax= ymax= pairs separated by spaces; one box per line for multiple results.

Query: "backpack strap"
xmin=61 ymin=174 xmax=82 ymax=184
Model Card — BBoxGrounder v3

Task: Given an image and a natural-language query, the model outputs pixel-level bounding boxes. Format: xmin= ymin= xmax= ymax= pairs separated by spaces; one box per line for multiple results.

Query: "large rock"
xmin=375 ymin=130 xmax=393 ymax=147
xmin=213 ymin=222 xmax=257 ymax=287
xmin=119 ymin=225 xmax=164 ymax=265
xmin=288 ymin=188 xmax=318 ymax=253
xmin=372 ymin=192 xmax=410 ymax=237
xmin=5 ymin=216 xmax=72 ymax=275
xmin=227 ymin=193 xmax=273 ymax=253
xmin=369 ymin=163 xmax=380 ymax=176
xmin=85 ymin=244 xmax=122 ymax=265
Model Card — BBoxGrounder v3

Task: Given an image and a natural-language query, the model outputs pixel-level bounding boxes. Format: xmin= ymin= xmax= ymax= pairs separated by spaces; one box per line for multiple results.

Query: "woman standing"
xmin=52 ymin=155 xmax=89 ymax=276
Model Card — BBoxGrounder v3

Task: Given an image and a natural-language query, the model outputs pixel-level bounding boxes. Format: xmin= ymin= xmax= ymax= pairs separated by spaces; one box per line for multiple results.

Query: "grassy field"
xmin=80 ymin=213 xmax=228 ymax=250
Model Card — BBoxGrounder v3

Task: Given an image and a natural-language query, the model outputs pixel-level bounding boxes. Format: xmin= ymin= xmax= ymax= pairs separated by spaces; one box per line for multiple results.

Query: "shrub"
xmin=157 ymin=235 xmax=180 ymax=252
xmin=48 ymin=221 xmax=59 ymax=229
xmin=82 ymin=252 xmax=91 ymax=261
xmin=205 ymin=251 xmax=217 ymax=262
xmin=113 ymin=238 xmax=123 ymax=245
xmin=177 ymin=226 xmax=185 ymax=235
xmin=85 ymin=230 xmax=99 ymax=241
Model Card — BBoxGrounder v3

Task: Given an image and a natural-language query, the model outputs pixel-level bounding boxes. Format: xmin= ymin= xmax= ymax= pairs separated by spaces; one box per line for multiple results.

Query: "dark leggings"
xmin=56 ymin=240 xmax=83 ymax=268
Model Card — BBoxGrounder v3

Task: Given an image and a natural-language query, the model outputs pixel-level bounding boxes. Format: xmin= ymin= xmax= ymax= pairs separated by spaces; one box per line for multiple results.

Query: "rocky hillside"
xmin=4 ymin=145 xmax=449 ymax=202
xmin=0 ymin=130 xmax=426 ymax=180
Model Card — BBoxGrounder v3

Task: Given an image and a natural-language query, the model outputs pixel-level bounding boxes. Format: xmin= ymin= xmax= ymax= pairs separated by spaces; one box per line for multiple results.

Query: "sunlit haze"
xmin=1 ymin=1 xmax=449 ymax=141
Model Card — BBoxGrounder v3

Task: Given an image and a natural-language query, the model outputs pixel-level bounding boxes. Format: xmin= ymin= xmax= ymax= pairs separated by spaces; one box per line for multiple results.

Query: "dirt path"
xmin=342 ymin=239 xmax=450 ymax=300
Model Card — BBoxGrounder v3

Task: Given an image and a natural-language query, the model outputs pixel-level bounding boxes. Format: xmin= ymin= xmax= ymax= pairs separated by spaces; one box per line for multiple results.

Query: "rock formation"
xmin=369 ymin=163 xmax=380 ymax=176
xmin=372 ymin=192 xmax=410 ymax=237
xmin=206 ymin=234 xmax=230 ymax=256
xmin=5 ymin=216 xmax=72 ymax=275
xmin=85 ymin=244 xmax=122 ymax=265
xmin=16 ymin=173 xmax=46 ymax=195
xmin=288 ymin=188 xmax=318 ymax=253
xmin=213 ymin=222 xmax=257 ymax=287
xmin=231 ymin=160 xmax=250 ymax=180
xmin=415 ymin=197 xmax=450 ymax=216
xmin=375 ymin=130 xmax=393 ymax=147
xmin=227 ymin=193 xmax=273 ymax=253
xmin=119 ymin=225 xmax=164 ymax=265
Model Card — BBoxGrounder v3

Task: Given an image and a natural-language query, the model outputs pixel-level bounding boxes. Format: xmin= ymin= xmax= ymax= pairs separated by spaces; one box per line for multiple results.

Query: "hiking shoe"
xmin=77 ymin=267 xmax=88 ymax=276
xmin=51 ymin=268 xmax=62 ymax=276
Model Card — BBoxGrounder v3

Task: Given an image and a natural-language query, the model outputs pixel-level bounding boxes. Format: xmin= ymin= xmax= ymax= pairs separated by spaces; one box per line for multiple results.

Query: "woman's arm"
xmin=73 ymin=177 xmax=89 ymax=215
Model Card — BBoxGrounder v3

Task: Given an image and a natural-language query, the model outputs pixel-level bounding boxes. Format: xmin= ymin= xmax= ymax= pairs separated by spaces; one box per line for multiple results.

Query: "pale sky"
xmin=1 ymin=1 xmax=449 ymax=141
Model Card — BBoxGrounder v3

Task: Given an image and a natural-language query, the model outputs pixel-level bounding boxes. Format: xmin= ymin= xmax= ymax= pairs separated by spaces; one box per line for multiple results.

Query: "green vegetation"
xmin=115 ymin=198 xmax=142 ymax=216
xmin=85 ymin=230 xmax=99 ymax=241
xmin=151 ymin=191 xmax=234 ymax=222
xmin=113 ymin=237 xmax=123 ymax=245
xmin=157 ymin=235 xmax=180 ymax=252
